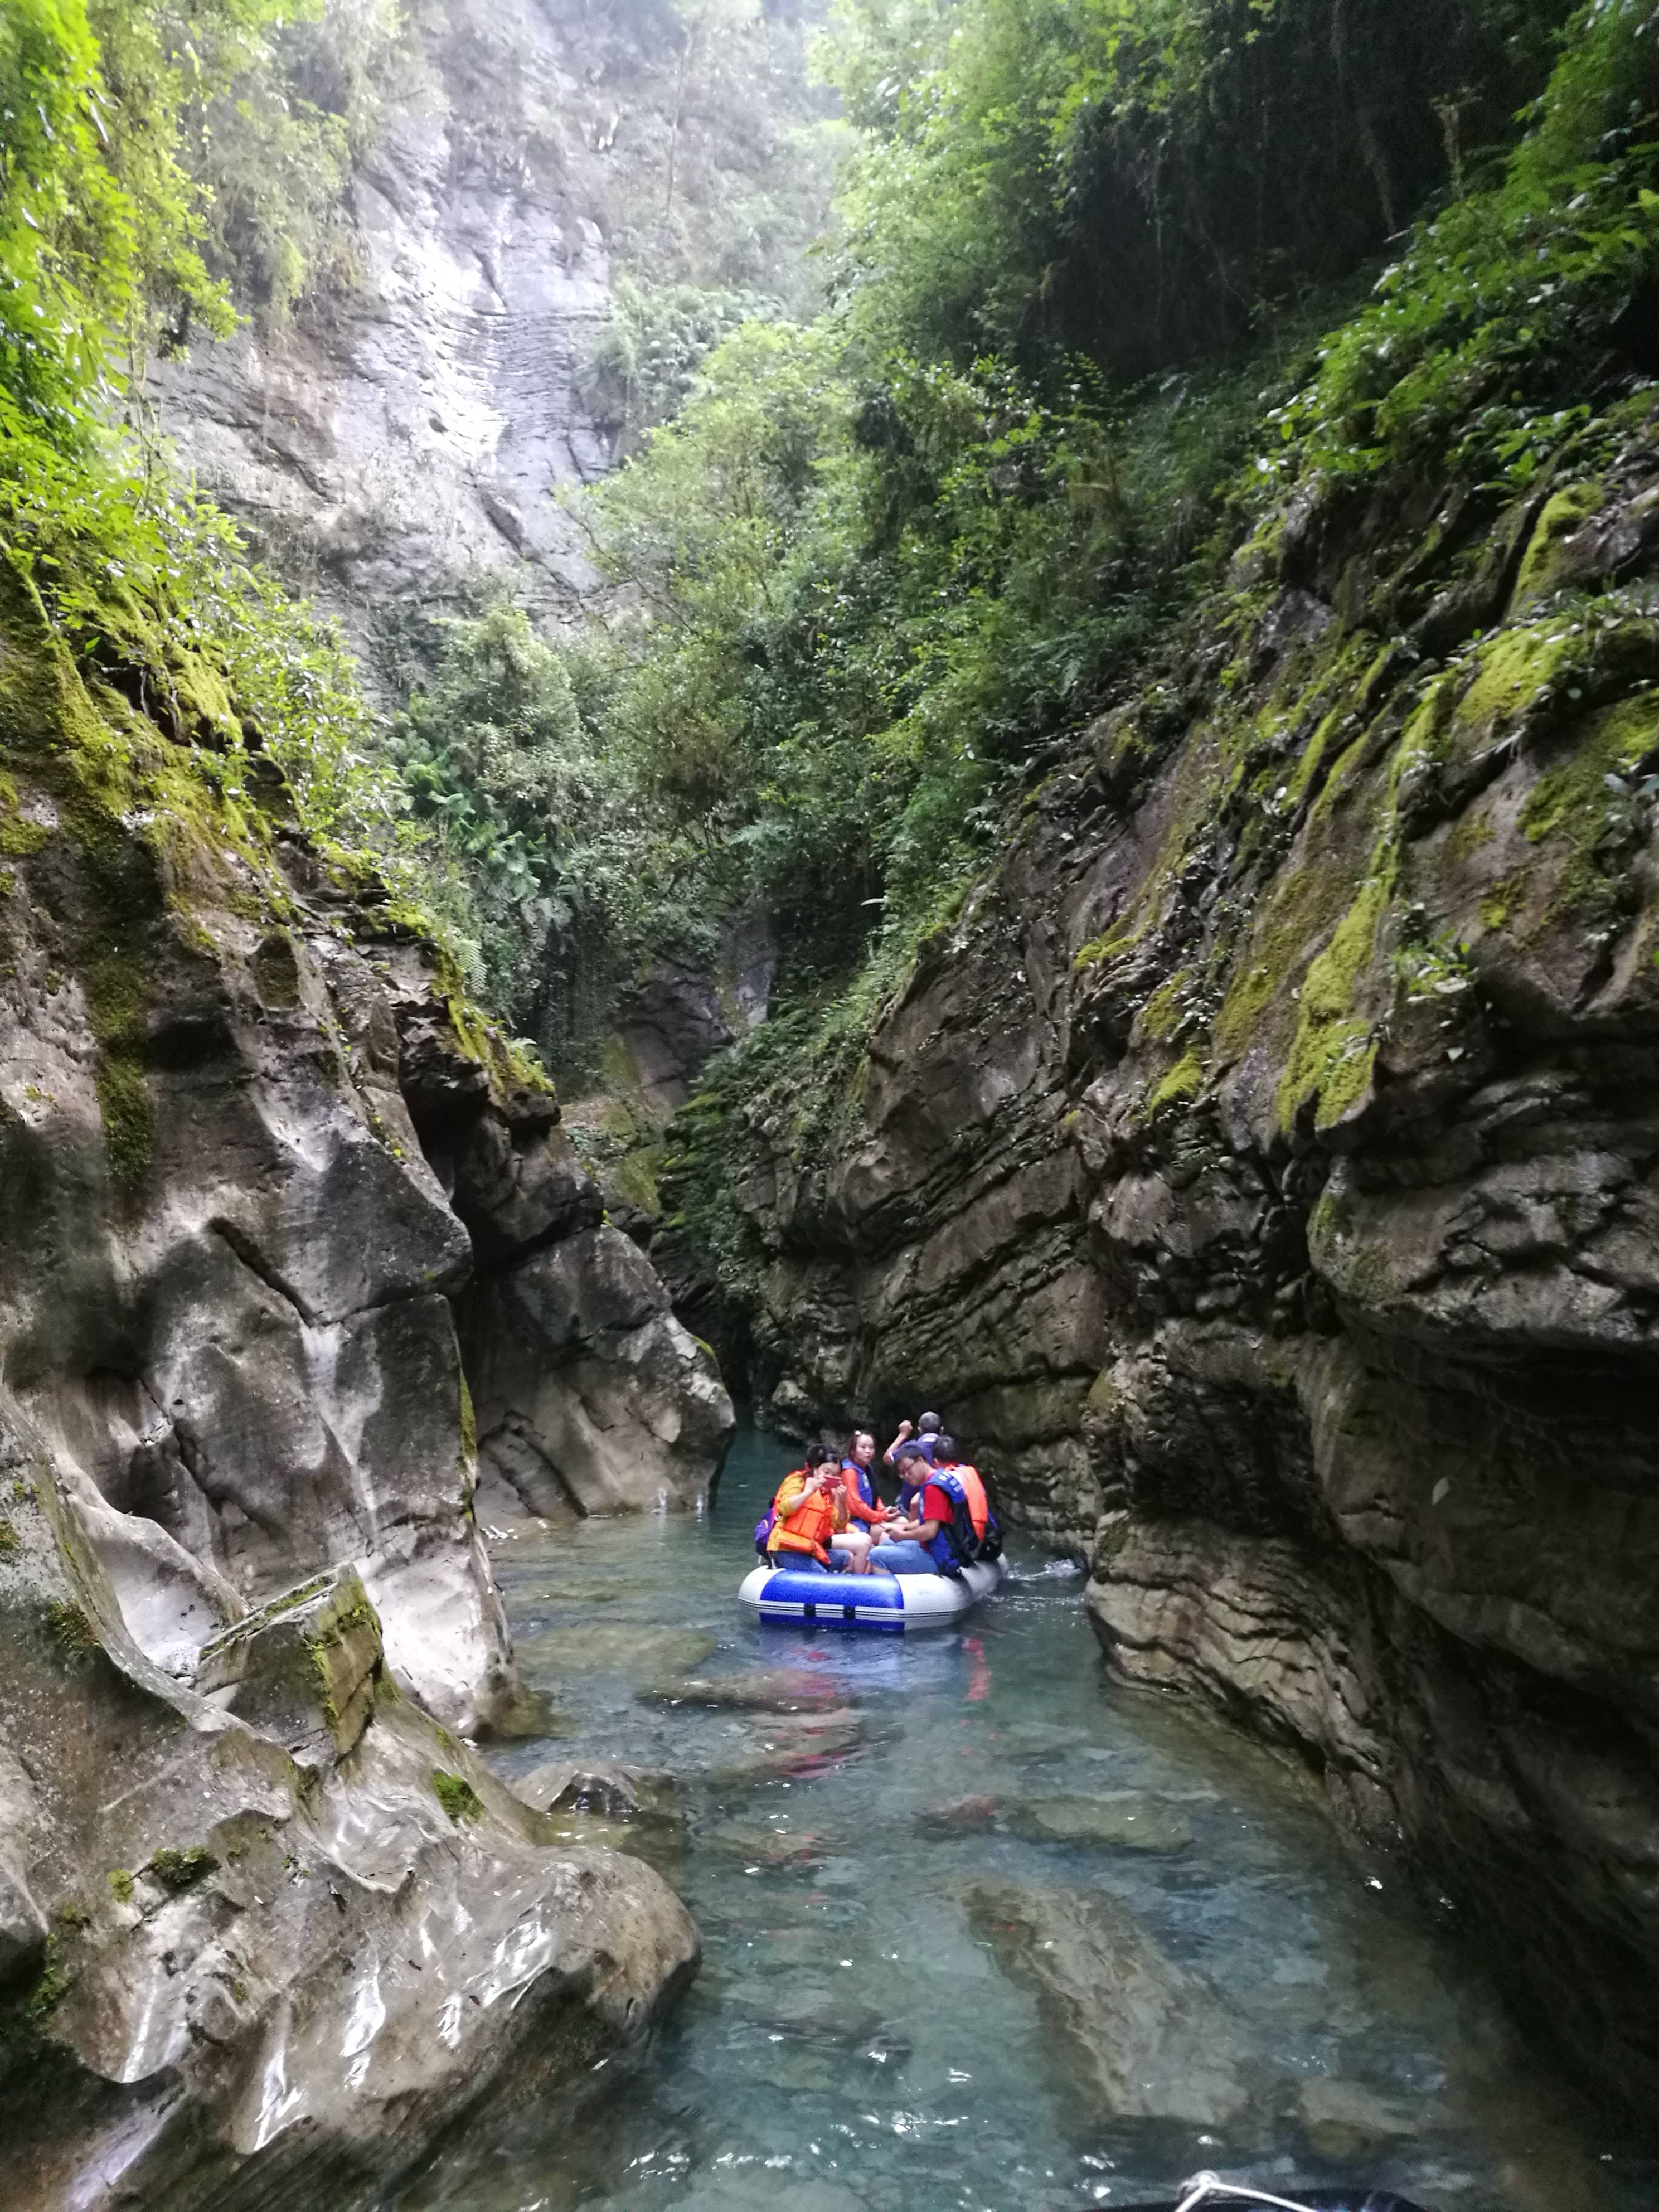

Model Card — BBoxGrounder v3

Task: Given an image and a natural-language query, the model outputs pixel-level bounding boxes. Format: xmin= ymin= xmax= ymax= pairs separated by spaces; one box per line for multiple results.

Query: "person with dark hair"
xmin=840 ymin=1430 xmax=891 ymax=1532
xmin=883 ymin=1410 xmax=944 ymax=1467
xmin=763 ymin=1443 xmax=874 ymax=1574
xmin=876 ymin=1435 xmax=999 ymax=1576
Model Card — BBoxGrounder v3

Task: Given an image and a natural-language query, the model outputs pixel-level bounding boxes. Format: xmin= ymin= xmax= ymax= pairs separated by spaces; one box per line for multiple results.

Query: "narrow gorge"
xmin=5 ymin=0 xmax=1659 ymax=2204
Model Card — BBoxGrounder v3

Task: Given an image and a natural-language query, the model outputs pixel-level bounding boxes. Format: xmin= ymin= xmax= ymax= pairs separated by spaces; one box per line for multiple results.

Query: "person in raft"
xmin=884 ymin=1410 xmax=944 ymax=1469
xmin=763 ymin=1444 xmax=877 ymax=1574
xmin=840 ymin=1430 xmax=896 ymax=1539
xmin=874 ymin=1436 xmax=1000 ymax=1578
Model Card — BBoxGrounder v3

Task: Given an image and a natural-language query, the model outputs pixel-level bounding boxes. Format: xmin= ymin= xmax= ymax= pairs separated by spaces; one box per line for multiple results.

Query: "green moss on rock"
xmin=1146 ymin=1050 xmax=1205 ymax=1115
xmin=45 ymin=1599 xmax=100 ymax=1659
xmin=432 ymin=1769 xmax=484 ymax=1825
xmin=149 ymin=1846 xmax=219 ymax=1892
xmin=1513 ymin=481 xmax=1603 ymax=605
xmin=1275 ymin=862 xmax=1394 ymax=1132
xmin=1134 ymin=968 xmax=1194 ymax=1044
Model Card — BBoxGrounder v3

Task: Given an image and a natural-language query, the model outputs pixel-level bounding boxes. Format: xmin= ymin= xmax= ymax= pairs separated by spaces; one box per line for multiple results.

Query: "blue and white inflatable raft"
xmin=738 ymin=1555 xmax=1003 ymax=1632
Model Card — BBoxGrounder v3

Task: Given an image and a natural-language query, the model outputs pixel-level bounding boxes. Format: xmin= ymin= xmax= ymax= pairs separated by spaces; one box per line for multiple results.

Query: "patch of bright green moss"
xmin=1478 ymin=872 xmax=1522 ymax=932
xmin=95 ymin=1054 xmax=155 ymax=1192
xmin=26 ymin=1933 xmax=72 ymax=2019
xmin=1134 ymin=968 xmax=1194 ymax=1044
xmin=458 ymin=1372 xmax=477 ymax=1472
xmin=1213 ymin=852 xmax=1354 ymax=1060
xmin=1453 ymin=623 xmax=1581 ymax=746
xmin=0 ymin=1517 xmax=17 ymax=1558
xmin=45 ymin=1599 xmax=100 ymax=1658
xmin=1146 ymin=1050 xmax=1205 ymax=1115
xmin=432 ymin=1769 xmax=484 ymax=1826
xmin=1512 ymin=481 xmax=1603 ymax=605
xmin=1520 ymin=693 xmax=1659 ymax=919
xmin=0 ymin=773 xmax=48 ymax=856
xmin=149 ymin=1846 xmax=219 ymax=1892
xmin=1275 ymin=861 xmax=1394 ymax=1131
xmin=106 ymin=1868 xmax=135 ymax=1905
xmin=611 ymin=1145 xmax=664 ymax=1219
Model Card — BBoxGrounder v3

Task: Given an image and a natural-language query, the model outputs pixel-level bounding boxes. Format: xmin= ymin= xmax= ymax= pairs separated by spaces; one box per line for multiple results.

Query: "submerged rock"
xmin=913 ymin=1794 xmax=1001 ymax=1838
xmin=703 ymin=1709 xmax=868 ymax=1786
xmin=1005 ymin=1793 xmax=1194 ymax=1854
xmin=913 ymin=1789 xmax=1191 ymax=1850
xmin=517 ymin=1624 xmax=717 ymax=1681
xmin=963 ymin=1880 xmax=1250 ymax=2126
xmin=1297 ymin=2076 xmax=1422 ymax=2156
xmin=510 ymin=1760 xmax=681 ymax=1822
xmin=642 ymin=1668 xmax=852 ymax=1714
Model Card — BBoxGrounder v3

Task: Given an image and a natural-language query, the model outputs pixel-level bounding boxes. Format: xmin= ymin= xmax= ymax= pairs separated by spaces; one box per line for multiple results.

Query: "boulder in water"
xmin=1005 ymin=1792 xmax=1194 ymax=1853
xmin=963 ymin=1879 xmax=1251 ymax=2126
xmin=642 ymin=1667 xmax=851 ymax=1714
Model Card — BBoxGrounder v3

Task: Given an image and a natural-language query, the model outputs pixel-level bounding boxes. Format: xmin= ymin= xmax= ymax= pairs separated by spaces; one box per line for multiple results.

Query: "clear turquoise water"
xmin=396 ymin=1429 xmax=1654 ymax=2212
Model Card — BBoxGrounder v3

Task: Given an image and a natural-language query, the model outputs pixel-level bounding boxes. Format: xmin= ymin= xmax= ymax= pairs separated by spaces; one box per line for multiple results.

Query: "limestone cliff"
xmin=0 ymin=557 xmax=725 ymax=2196
xmin=152 ymin=0 xmax=833 ymax=651
xmin=659 ymin=433 xmax=1659 ymax=2111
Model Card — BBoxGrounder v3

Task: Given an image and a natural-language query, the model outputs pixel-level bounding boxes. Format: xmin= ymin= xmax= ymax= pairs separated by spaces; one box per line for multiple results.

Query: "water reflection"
xmin=395 ymin=1430 xmax=1654 ymax=2212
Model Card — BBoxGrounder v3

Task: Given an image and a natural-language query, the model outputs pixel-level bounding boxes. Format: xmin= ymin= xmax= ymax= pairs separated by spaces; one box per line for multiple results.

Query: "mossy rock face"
xmin=148 ymin=1846 xmax=220 ymax=1894
xmin=196 ymin=1567 xmax=385 ymax=1760
xmin=431 ymin=1769 xmax=484 ymax=1825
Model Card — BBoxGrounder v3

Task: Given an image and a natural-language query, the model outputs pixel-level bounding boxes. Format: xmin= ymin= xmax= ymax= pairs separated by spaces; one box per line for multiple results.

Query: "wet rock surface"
xmin=0 ymin=571 xmax=719 ymax=2198
xmin=150 ymin=0 xmax=615 ymax=640
xmin=0 ymin=1419 xmax=696 ymax=2211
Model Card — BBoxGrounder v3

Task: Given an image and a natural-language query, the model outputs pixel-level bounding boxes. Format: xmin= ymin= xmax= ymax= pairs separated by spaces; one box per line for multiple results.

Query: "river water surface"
xmin=397 ymin=1430 xmax=1653 ymax=2212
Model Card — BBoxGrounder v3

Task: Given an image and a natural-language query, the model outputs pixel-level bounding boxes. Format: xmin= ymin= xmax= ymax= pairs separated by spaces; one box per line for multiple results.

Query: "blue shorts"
xmin=768 ymin=1549 xmax=860 ymax=1575
xmin=867 ymin=1539 xmax=937 ymax=1575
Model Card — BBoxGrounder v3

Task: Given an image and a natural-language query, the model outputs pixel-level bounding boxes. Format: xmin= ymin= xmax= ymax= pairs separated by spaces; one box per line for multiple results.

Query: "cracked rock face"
xmin=678 ymin=460 xmax=1659 ymax=2113
xmin=0 ymin=614 xmax=731 ymax=1725
xmin=0 ymin=769 xmax=505 ymax=1732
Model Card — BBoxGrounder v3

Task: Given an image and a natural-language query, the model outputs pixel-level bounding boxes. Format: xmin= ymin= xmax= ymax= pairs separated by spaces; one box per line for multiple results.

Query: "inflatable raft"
xmin=1124 ymin=2177 xmax=1425 ymax=2212
xmin=739 ymin=1555 xmax=1003 ymax=1632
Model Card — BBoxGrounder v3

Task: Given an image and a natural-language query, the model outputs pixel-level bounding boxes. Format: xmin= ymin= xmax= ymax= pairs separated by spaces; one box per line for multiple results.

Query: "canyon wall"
xmin=0 ymin=544 xmax=725 ymax=2195
xmin=660 ymin=443 xmax=1659 ymax=2114
xmin=151 ymin=0 xmax=832 ymax=660
xmin=153 ymin=0 xmax=622 ymax=639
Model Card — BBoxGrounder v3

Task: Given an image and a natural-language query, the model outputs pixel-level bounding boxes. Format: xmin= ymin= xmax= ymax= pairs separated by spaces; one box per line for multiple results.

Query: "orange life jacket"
xmin=940 ymin=1462 xmax=990 ymax=1540
xmin=768 ymin=1471 xmax=836 ymax=1563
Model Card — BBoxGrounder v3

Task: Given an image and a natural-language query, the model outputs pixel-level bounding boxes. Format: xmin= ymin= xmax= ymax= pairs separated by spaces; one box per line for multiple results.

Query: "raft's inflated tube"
xmin=1121 ymin=2190 xmax=1425 ymax=2212
xmin=738 ymin=1555 xmax=1003 ymax=1632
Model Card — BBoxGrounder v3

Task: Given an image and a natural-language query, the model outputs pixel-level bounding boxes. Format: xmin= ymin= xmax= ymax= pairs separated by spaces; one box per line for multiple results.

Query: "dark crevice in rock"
xmin=209 ymin=1218 xmax=319 ymax=1327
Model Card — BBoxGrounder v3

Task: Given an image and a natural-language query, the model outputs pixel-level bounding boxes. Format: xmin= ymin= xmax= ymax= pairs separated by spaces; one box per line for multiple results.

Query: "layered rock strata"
xmin=664 ymin=450 xmax=1659 ymax=2109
